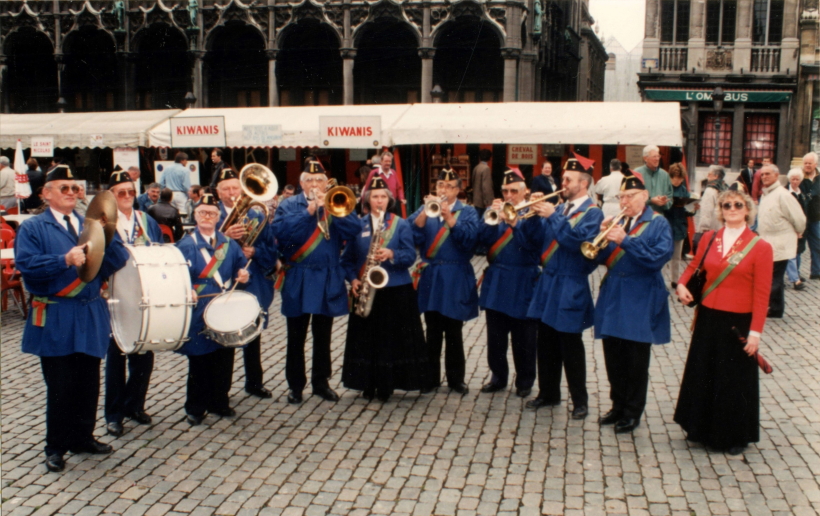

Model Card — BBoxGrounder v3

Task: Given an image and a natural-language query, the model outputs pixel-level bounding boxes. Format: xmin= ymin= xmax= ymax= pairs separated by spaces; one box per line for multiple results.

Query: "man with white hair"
xmin=634 ymin=145 xmax=673 ymax=214
xmin=800 ymin=152 xmax=820 ymax=279
xmin=757 ymin=164 xmax=806 ymax=317
xmin=694 ymin=165 xmax=726 ymax=250
xmin=0 ymin=156 xmax=17 ymax=209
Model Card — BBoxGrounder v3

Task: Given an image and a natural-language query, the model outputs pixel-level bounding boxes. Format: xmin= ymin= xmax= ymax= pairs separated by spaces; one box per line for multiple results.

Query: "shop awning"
xmin=389 ymin=102 xmax=683 ymax=147
xmin=0 ymin=109 xmax=182 ymax=149
xmin=148 ymin=105 xmax=413 ymax=149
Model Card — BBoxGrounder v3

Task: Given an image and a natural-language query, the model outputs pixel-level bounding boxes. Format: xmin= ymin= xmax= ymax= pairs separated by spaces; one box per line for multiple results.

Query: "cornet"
xmin=424 ymin=195 xmax=447 ymax=218
xmin=483 ymin=189 xmax=566 ymax=226
xmin=580 ymin=208 xmax=628 ymax=259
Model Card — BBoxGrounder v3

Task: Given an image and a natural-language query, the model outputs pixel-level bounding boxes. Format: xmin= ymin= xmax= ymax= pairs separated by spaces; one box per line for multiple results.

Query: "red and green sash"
xmin=132 ymin=211 xmax=150 ymax=245
xmin=32 ymin=277 xmax=88 ymax=327
xmin=701 ymin=236 xmax=761 ymax=301
xmin=540 ymin=207 xmax=590 ymax=267
xmin=194 ymin=242 xmax=229 ymax=294
xmin=601 ymin=213 xmax=660 ymax=281
xmin=291 ymin=210 xmax=331 ymax=264
xmin=426 ymin=211 xmax=461 ymax=259
xmin=488 ymin=227 xmax=513 ymax=263
xmin=411 ymin=262 xmax=428 ymax=289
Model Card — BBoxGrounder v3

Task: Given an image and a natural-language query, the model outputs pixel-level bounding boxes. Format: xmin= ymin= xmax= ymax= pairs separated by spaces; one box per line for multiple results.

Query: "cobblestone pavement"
xmin=3 ymin=256 xmax=820 ymax=516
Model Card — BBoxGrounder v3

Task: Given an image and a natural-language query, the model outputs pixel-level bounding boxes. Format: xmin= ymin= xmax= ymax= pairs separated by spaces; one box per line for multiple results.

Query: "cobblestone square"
xmin=2 ymin=257 xmax=820 ymax=516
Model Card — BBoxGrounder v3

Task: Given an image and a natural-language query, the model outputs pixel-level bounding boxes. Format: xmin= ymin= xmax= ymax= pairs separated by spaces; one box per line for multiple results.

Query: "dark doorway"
xmin=63 ymin=27 xmax=118 ymax=111
xmin=134 ymin=24 xmax=189 ymax=110
xmin=433 ymin=19 xmax=503 ymax=103
xmin=277 ymin=20 xmax=342 ymax=106
xmin=4 ymin=28 xmax=58 ymax=113
xmin=354 ymin=21 xmax=420 ymax=104
xmin=207 ymin=23 xmax=267 ymax=107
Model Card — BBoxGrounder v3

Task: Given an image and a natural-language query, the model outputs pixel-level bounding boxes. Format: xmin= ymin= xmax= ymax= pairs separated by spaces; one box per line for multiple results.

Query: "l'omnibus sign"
xmin=170 ymin=116 xmax=226 ymax=147
xmin=645 ymin=89 xmax=792 ymax=103
xmin=320 ymin=116 xmax=381 ymax=148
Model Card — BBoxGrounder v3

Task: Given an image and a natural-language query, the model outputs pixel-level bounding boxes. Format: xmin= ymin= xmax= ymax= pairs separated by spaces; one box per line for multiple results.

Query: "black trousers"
xmin=185 ymin=348 xmax=235 ymax=417
xmin=536 ymin=323 xmax=588 ymax=407
xmin=602 ymin=337 xmax=652 ymax=419
xmin=769 ymin=260 xmax=788 ymax=316
xmin=105 ymin=339 xmax=154 ymax=424
xmin=40 ymin=353 xmax=101 ymax=456
xmin=243 ymin=335 xmax=264 ymax=390
xmin=424 ymin=311 xmax=465 ymax=387
xmin=485 ymin=309 xmax=536 ymax=389
xmin=286 ymin=314 xmax=333 ymax=393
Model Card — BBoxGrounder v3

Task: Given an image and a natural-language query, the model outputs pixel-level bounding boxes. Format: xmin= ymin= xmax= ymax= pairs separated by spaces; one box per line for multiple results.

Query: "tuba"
xmin=220 ymin=163 xmax=278 ymax=247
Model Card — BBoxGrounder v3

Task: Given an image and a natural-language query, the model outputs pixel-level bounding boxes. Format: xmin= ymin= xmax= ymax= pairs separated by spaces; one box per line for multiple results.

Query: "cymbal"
xmin=85 ymin=190 xmax=117 ymax=247
xmin=77 ymin=220 xmax=105 ymax=283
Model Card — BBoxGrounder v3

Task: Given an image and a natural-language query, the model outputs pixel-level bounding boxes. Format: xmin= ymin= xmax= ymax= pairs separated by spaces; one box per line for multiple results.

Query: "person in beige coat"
xmin=757 ymin=164 xmax=806 ymax=318
xmin=471 ymin=149 xmax=494 ymax=217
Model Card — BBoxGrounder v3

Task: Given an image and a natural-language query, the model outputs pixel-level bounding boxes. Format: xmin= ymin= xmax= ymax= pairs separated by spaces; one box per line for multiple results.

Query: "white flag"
xmin=13 ymin=139 xmax=31 ymax=200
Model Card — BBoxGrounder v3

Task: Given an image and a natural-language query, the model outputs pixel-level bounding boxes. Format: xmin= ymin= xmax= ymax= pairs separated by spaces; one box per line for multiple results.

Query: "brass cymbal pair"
xmin=77 ymin=190 xmax=117 ymax=282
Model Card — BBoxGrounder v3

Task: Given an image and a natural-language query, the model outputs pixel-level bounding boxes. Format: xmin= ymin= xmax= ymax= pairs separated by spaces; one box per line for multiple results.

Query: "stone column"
xmin=267 ymin=49 xmax=279 ymax=106
xmin=190 ymin=50 xmax=205 ymax=108
xmin=54 ymin=52 xmax=67 ymax=110
xmin=518 ymin=52 xmax=536 ymax=102
xmin=731 ymin=105 xmax=745 ymax=171
xmin=687 ymin=0 xmax=706 ymax=72
xmin=118 ymin=52 xmax=137 ymax=110
xmin=643 ymin=0 xmax=660 ymax=70
xmin=734 ymin=0 xmax=753 ymax=73
xmin=342 ymin=48 xmax=355 ymax=105
xmin=419 ymin=48 xmax=435 ymax=103
xmin=502 ymin=48 xmax=520 ymax=102
xmin=791 ymin=9 xmax=820 ymax=158
xmin=780 ymin=0 xmax=800 ymax=73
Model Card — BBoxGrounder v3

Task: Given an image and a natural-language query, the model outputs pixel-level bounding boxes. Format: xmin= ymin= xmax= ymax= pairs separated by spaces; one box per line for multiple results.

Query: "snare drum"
xmin=109 ymin=245 xmax=194 ymax=354
xmin=202 ymin=290 xmax=264 ymax=347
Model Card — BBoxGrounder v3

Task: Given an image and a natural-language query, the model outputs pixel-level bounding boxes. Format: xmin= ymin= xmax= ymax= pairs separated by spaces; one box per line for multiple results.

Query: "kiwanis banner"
xmin=319 ymin=116 xmax=381 ymax=148
xmin=170 ymin=116 xmax=227 ymax=148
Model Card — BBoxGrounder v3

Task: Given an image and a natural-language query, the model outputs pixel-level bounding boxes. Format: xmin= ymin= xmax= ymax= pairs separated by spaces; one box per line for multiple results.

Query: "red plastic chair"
xmin=5 ymin=206 xmax=19 ymax=215
xmin=0 ymin=228 xmax=14 ymax=247
xmin=159 ymin=224 xmax=175 ymax=243
xmin=1 ymin=238 xmax=26 ymax=318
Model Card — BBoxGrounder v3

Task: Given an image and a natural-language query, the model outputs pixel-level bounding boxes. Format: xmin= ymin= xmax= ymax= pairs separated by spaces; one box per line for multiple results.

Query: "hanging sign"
xmin=320 ymin=116 xmax=381 ymax=148
xmin=31 ymin=137 xmax=54 ymax=157
xmin=242 ymin=125 xmax=283 ymax=146
xmin=170 ymin=116 xmax=226 ymax=147
xmin=507 ymin=145 xmax=538 ymax=165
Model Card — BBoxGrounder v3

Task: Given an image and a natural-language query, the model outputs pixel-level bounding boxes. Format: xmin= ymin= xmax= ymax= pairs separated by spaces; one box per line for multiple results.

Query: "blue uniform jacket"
xmin=408 ymin=200 xmax=479 ymax=321
xmin=15 ymin=210 xmax=129 ymax=358
xmin=175 ymin=229 xmax=248 ymax=356
xmin=594 ymin=206 xmax=673 ymax=344
xmin=136 ymin=193 xmax=155 ymax=213
xmin=124 ymin=210 xmax=163 ymax=245
xmin=476 ymin=216 xmax=540 ymax=320
xmin=341 ymin=212 xmax=416 ymax=287
xmin=272 ymin=193 xmax=362 ymax=318
xmin=219 ymin=203 xmax=278 ymax=328
xmin=521 ymin=198 xmax=604 ymax=333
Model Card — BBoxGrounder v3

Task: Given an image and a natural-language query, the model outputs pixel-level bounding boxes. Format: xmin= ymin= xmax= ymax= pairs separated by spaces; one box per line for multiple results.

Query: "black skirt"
xmin=674 ymin=306 xmax=759 ymax=450
xmin=342 ymin=283 xmax=435 ymax=392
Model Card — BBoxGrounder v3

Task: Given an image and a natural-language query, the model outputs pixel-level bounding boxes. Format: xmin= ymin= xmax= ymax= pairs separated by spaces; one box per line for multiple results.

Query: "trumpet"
xmin=483 ymin=189 xmax=566 ymax=225
xmin=424 ymin=195 xmax=447 ymax=218
xmin=311 ymin=178 xmax=356 ymax=239
xmin=580 ymin=208 xmax=628 ymax=259
xmin=220 ymin=164 xmax=278 ymax=247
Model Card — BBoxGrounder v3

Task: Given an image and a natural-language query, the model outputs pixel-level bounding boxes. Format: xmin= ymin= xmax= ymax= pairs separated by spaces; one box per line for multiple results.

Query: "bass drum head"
xmin=204 ymin=291 xmax=260 ymax=332
xmin=109 ymin=247 xmax=145 ymax=354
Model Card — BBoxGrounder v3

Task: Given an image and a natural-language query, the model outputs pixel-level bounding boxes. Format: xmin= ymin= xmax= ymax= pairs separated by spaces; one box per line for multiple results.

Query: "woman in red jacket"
xmin=674 ymin=188 xmax=773 ymax=455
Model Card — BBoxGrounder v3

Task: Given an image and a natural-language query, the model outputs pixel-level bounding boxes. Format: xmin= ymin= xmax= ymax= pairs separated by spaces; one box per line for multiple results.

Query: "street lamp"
xmin=711 ymin=87 xmax=726 ymax=165
xmin=431 ymin=85 xmax=444 ymax=104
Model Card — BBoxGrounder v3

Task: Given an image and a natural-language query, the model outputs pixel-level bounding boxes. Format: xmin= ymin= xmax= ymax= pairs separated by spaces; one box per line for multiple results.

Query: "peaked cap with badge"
xmin=109 ymin=166 xmax=132 ymax=188
xmin=216 ymin=167 xmax=239 ymax=183
xmin=502 ymin=169 xmax=526 ymax=185
xmin=369 ymin=176 xmax=389 ymax=191
xmin=304 ymin=160 xmax=326 ymax=175
xmin=437 ymin=167 xmax=458 ymax=182
xmin=621 ymin=174 xmax=646 ymax=191
xmin=196 ymin=192 xmax=220 ymax=208
xmin=45 ymin=164 xmax=75 ymax=183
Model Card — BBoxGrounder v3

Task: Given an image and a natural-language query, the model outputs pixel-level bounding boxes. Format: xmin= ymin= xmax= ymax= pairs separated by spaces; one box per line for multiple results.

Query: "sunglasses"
xmin=56 ymin=185 xmax=81 ymax=195
xmin=722 ymin=202 xmax=746 ymax=210
xmin=116 ymin=189 xmax=136 ymax=199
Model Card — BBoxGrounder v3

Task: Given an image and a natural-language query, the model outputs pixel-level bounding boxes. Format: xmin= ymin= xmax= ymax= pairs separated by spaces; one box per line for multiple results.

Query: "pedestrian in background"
xmin=147 ymin=188 xmax=184 ymax=242
xmin=634 ymin=145 xmax=673 ymax=214
xmin=137 ymin=183 xmax=160 ymax=213
xmin=800 ymin=152 xmax=820 ymax=279
xmin=666 ymin=162 xmax=693 ymax=287
xmin=470 ymin=149 xmax=494 ymax=218
xmin=24 ymin=158 xmax=45 ymax=213
xmin=159 ymin=152 xmax=192 ymax=216
xmin=594 ymin=159 xmax=625 ymax=218
xmin=786 ymin=168 xmax=809 ymax=290
xmin=694 ymin=165 xmax=726 ymax=252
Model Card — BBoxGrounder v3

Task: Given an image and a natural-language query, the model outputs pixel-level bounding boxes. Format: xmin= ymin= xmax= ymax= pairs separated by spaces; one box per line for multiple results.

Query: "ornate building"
xmin=0 ymin=0 xmax=605 ymax=114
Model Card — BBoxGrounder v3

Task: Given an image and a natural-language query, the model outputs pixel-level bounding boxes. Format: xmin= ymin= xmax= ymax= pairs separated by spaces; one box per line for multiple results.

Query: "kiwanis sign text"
xmin=320 ymin=116 xmax=381 ymax=148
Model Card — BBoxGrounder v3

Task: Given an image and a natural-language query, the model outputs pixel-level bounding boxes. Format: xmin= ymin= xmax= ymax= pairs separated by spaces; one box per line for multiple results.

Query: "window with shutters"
xmin=698 ymin=114 xmax=733 ymax=166
xmin=743 ymin=114 xmax=778 ymax=163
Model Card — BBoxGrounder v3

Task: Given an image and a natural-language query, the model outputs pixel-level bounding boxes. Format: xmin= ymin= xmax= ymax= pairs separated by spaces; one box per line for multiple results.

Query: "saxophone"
xmin=354 ymin=210 xmax=389 ymax=318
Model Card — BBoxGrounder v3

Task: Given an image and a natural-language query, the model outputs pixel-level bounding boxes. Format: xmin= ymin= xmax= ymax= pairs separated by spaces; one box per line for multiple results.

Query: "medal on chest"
xmin=214 ymin=245 xmax=226 ymax=261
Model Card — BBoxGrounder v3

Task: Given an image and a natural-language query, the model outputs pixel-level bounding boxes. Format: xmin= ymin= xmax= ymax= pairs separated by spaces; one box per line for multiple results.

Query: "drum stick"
xmin=223 ymin=259 xmax=253 ymax=301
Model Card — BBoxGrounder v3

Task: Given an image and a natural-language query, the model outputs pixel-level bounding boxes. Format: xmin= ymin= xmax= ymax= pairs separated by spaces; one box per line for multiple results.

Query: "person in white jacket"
xmin=694 ymin=165 xmax=726 ymax=251
xmin=757 ymin=164 xmax=807 ymax=318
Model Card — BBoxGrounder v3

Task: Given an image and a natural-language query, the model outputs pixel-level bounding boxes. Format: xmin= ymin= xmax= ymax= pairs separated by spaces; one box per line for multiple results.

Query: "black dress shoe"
xmin=287 ymin=390 xmax=303 ymax=404
xmin=126 ymin=410 xmax=152 ymax=425
xmin=186 ymin=413 xmax=205 ymax=426
xmin=313 ymin=386 xmax=340 ymax=402
xmin=794 ymin=281 xmax=806 ymax=291
xmin=45 ymin=454 xmax=65 ymax=473
xmin=727 ymin=446 xmax=746 ymax=456
xmin=480 ymin=382 xmax=506 ymax=393
xmin=516 ymin=387 xmax=532 ymax=398
xmin=246 ymin=386 xmax=273 ymax=399
xmin=810 ymin=274 xmax=820 ymax=280
xmin=70 ymin=440 xmax=113 ymax=455
xmin=614 ymin=417 xmax=640 ymax=434
xmin=420 ymin=385 xmax=438 ymax=394
xmin=767 ymin=310 xmax=783 ymax=318
xmin=106 ymin=422 xmax=124 ymax=437
xmin=525 ymin=397 xmax=560 ymax=409
xmin=376 ymin=390 xmax=392 ymax=402
xmin=571 ymin=406 xmax=588 ymax=420
xmin=362 ymin=388 xmax=376 ymax=400
xmin=450 ymin=382 xmax=469 ymax=395
xmin=210 ymin=407 xmax=236 ymax=418
xmin=598 ymin=409 xmax=623 ymax=425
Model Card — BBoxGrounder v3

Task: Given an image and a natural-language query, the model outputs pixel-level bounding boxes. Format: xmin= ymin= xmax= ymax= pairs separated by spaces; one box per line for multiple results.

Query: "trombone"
xmin=220 ymin=164 xmax=278 ymax=247
xmin=483 ymin=189 xmax=566 ymax=226
xmin=580 ymin=208 xmax=628 ymax=259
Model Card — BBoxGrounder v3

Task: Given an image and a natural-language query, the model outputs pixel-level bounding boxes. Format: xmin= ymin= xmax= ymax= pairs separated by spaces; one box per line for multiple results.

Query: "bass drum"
xmin=203 ymin=290 xmax=263 ymax=347
xmin=109 ymin=245 xmax=194 ymax=354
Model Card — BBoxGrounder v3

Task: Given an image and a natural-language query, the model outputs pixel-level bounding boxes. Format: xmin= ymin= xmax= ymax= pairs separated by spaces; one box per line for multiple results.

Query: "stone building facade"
xmin=0 ymin=0 xmax=606 ymax=114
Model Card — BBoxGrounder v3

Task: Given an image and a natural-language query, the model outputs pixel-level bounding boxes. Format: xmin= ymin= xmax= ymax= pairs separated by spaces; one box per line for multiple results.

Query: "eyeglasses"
xmin=722 ymin=202 xmax=746 ymax=210
xmin=501 ymin=188 xmax=520 ymax=194
xmin=617 ymin=192 xmax=640 ymax=201
xmin=55 ymin=185 xmax=81 ymax=195
xmin=437 ymin=183 xmax=458 ymax=191
xmin=196 ymin=211 xmax=220 ymax=219
xmin=303 ymin=177 xmax=327 ymax=184
xmin=116 ymin=189 xmax=136 ymax=199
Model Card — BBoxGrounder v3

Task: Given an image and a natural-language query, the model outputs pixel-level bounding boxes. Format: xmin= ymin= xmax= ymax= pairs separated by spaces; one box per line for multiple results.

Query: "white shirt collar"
xmin=51 ymin=207 xmax=79 ymax=233
xmin=563 ymin=197 xmax=586 ymax=216
xmin=379 ymin=168 xmax=393 ymax=178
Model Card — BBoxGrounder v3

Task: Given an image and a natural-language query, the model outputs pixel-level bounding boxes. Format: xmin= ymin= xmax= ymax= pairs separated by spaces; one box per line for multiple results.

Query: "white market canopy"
xmin=389 ymin=102 xmax=683 ymax=147
xmin=0 ymin=109 xmax=182 ymax=150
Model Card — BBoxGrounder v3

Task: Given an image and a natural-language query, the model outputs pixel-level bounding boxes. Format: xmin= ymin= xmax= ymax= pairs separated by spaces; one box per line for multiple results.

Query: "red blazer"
xmin=679 ymin=227 xmax=773 ymax=333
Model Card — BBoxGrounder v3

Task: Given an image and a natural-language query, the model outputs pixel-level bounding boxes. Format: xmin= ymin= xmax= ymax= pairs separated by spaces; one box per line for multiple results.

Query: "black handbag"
xmin=684 ymin=231 xmax=717 ymax=308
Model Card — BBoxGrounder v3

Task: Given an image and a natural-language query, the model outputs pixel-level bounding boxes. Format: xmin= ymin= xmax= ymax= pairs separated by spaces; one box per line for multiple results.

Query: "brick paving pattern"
xmin=2 ymin=257 xmax=820 ymax=516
